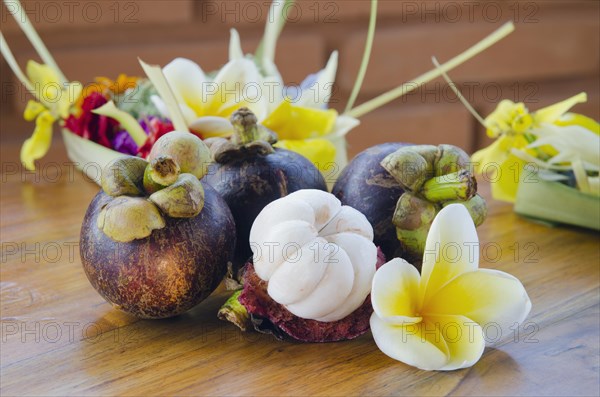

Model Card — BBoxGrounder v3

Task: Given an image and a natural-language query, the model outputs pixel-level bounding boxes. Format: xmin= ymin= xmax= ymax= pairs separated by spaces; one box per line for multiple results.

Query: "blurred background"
xmin=1 ymin=0 xmax=599 ymax=158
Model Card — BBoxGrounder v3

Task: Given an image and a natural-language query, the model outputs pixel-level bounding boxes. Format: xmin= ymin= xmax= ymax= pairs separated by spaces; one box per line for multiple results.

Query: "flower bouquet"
xmin=3 ymin=0 xmax=515 ymax=185
xmin=420 ymin=57 xmax=600 ymax=230
xmin=471 ymin=93 xmax=600 ymax=230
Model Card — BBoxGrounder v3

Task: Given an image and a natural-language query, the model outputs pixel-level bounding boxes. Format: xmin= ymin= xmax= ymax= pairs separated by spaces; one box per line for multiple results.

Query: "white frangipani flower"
xmin=370 ymin=204 xmax=531 ymax=371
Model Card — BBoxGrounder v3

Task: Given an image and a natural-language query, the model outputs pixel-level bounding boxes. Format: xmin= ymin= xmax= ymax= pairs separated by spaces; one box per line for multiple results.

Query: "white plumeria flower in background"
xmin=370 ymin=204 xmax=531 ymax=371
xmin=152 ymin=32 xmax=276 ymax=138
xmin=151 ymin=21 xmax=358 ymax=175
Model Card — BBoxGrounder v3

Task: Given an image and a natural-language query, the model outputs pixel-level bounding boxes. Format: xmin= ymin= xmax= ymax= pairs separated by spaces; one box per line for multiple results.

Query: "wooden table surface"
xmin=1 ymin=141 xmax=599 ymax=396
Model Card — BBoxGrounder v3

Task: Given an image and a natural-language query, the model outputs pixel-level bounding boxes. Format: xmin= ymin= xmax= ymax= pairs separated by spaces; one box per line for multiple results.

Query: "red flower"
xmin=64 ymin=92 xmax=117 ymax=148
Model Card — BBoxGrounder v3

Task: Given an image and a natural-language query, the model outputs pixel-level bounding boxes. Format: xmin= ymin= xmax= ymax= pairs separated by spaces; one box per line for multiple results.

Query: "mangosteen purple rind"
xmin=203 ymin=108 xmax=328 ymax=270
xmin=332 ymin=143 xmax=409 ymax=263
xmin=333 ymin=143 xmax=487 ymax=268
xmin=80 ymin=183 xmax=236 ymax=319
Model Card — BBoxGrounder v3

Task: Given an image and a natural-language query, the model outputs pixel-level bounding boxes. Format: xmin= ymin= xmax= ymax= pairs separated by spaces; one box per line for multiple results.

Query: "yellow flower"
xmin=20 ymin=61 xmax=82 ymax=170
xmin=74 ymin=74 xmax=138 ymax=112
xmin=262 ymin=98 xmax=336 ymax=168
xmin=472 ymin=92 xmax=593 ymax=202
xmin=95 ymin=74 xmax=138 ymax=95
xmin=263 ymin=98 xmax=337 ymax=140
xmin=485 ymin=99 xmax=534 ymax=138
xmin=555 ymin=113 xmax=600 ymax=135
xmin=274 ymin=139 xmax=336 ymax=172
xmin=370 ymin=204 xmax=531 ymax=371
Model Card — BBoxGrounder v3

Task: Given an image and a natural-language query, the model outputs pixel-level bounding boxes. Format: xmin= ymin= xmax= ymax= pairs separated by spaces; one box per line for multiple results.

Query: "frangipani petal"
xmin=420 ymin=204 xmax=479 ymax=306
xmin=370 ymin=198 xmax=531 ymax=371
xmin=189 ymin=116 xmax=234 ymax=138
xmin=424 ymin=269 xmax=532 ymax=343
xmin=150 ymin=95 xmax=197 ymax=126
xmin=534 ymin=92 xmax=587 ymax=124
xmin=163 ymin=58 xmax=208 ymax=116
xmin=370 ymin=314 xmax=449 ymax=371
xmin=329 ymin=115 xmax=360 ymax=138
xmin=20 ymin=110 xmax=55 ymax=171
xmin=274 ymin=138 xmax=336 ymax=171
xmin=428 ymin=314 xmax=486 ymax=371
xmin=371 ymin=258 xmax=422 ymax=325
xmin=260 ymin=58 xmax=285 ymax=114
xmin=263 ymin=99 xmax=337 ymax=140
xmin=329 ymin=134 xmax=350 ymax=180
xmin=211 ymin=58 xmax=268 ymax=120
xmin=297 ymin=51 xmax=338 ymax=108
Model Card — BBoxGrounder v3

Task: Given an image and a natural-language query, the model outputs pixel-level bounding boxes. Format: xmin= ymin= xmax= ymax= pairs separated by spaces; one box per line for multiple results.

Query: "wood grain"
xmin=1 ymin=139 xmax=599 ymax=396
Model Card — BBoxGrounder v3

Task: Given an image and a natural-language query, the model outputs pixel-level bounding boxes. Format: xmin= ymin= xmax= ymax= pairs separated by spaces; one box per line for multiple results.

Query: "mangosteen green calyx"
xmin=381 ymin=144 xmax=486 ymax=263
xmin=203 ymin=107 xmax=328 ymax=272
xmin=333 ymin=144 xmax=486 ymax=267
xmin=80 ymin=131 xmax=236 ymax=319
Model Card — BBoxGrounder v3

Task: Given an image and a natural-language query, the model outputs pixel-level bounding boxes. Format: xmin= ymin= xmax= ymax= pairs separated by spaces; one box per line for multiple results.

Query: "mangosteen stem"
xmin=230 ymin=107 xmax=277 ymax=147
xmin=145 ymin=155 xmax=180 ymax=191
xmin=218 ymin=290 xmax=251 ymax=332
xmin=231 ymin=107 xmax=261 ymax=145
xmin=420 ymin=170 xmax=477 ymax=202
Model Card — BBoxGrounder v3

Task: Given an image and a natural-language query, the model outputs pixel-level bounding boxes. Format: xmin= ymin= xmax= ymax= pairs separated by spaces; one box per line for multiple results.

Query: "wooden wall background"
xmin=1 ymin=0 xmax=599 ymax=158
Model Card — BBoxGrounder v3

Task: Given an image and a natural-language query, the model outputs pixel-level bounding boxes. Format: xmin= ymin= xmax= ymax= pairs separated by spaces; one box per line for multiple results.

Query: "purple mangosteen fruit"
xmin=80 ymin=132 xmax=236 ymax=319
xmin=333 ymin=143 xmax=487 ymax=268
xmin=203 ymin=108 xmax=328 ymax=270
xmin=332 ymin=143 xmax=409 ymax=262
